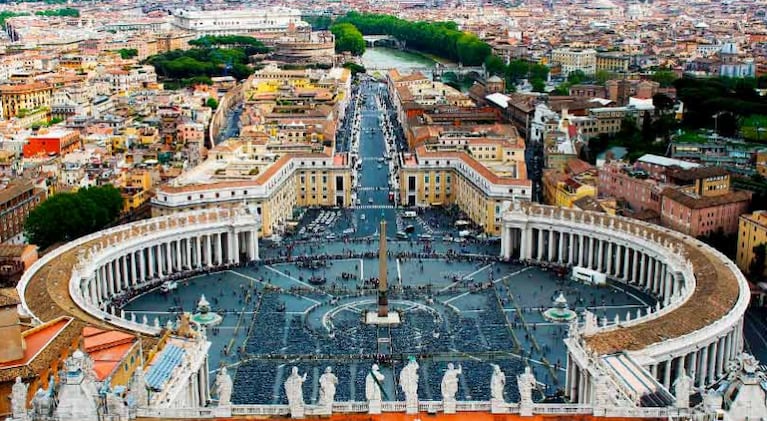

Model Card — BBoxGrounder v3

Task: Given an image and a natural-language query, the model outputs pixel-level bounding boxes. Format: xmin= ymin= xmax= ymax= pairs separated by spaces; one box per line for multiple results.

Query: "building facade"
xmin=737 ymin=210 xmax=767 ymax=277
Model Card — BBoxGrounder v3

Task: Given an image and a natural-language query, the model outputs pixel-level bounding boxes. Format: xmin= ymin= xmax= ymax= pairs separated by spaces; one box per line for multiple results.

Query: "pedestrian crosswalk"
xmin=352 ymin=205 xmax=396 ymax=210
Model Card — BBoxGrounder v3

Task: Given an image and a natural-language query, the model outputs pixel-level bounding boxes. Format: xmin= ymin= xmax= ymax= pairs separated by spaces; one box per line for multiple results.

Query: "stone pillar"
xmin=558 ymin=231 xmax=565 ymax=263
xmin=578 ymin=235 xmax=585 ymax=266
xmin=176 ymin=240 xmax=183 ymax=270
xmin=687 ymin=352 xmax=695 ymax=380
xmin=605 ymin=242 xmax=613 ymax=275
xmin=216 ymin=233 xmax=223 ymax=265
xmin=664 ymin=272 xmax=673 ymax=305
xmin=155 ymin=245 xmax=163 ymax=277
xmin=206 ymin=235 xmax=213 ymax=267
xmin=139 ymin=249 xmax=147 ymax=282
xmin=663 ymin=359 xmax=672 ymax=390
xmin=589 ymin=237 xmax=596 ymax=269
xmin=639 ymin=253 xmax=646 ymax=287
xmin=501 ymin=226 xmax=510 ymax=259
xmin=717 ymin=337 xmax=726 ymax=377
xmin=520 ymin=228 xmax=530 ymax=260
xmin=548 ymin=229 xmax=555 ymax=261
xmin=166 ymin=241 xmax=173 ymax=273
xmin=195 ymin=236 xmax=203 ymax=268
xmin=597 ymin=239 xmax=604 ymax=272
xmin=186 ymin=237 xmax=193 ymax=268
xmin=568 ymin=233 xmax=575 ymax=265
xmin=121 ymin=256 xmax=129 ymax=289
xmin=537 ymin=229 xmax=544 ymax=261
xmin=106 ymin=262 xmax=115 ymax=295
xmin=632 ymin=250 xmax=640 ymax=283
xmin=622 ymin=246 xmax=630 ymax=281
xmin=130 ymin=252 xmax=138 ymax=286
xmin=709 ymin=340 xmax=718 ymax=383
xmin=698 ymin=345 xmax=708 ymax=386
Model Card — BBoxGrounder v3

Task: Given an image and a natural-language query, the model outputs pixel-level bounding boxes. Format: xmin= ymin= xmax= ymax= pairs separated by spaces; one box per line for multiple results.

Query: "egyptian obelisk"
xmin=377 ymin=217 xmax=388 ymax=317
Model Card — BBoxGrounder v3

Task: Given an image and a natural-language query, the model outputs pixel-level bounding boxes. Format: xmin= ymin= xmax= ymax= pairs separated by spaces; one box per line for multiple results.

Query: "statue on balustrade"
xmin=11 ymin=376 xmax=28 ymax=420
xmin=399 ymin=357 xmax=419 ymax=404
xmin=215 ymin=367 xmax=233 ymax=406
xmin=365 ymin=364 xmax=385 ymax=401
xmin=441 ymin=363 xmax=462 ymax=402
xmin=284 ymin=367 xmax=307 ymax=409
xmin=490 ymin=364 xmax=506 ymax=402
xmin=517 ymin=366 xmax=537 ymax=406
xmin=318 ymin=366 xmax=338 ymax=407
xmin=674 ymin=370 xmax=693 ymax=409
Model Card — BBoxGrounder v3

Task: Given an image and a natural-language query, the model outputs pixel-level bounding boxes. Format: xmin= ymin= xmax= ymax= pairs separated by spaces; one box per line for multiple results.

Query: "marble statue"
xmin=284 ymin=367 xmax=307 ymax=409
xmin=490 ymin=364 xmax=506 ymax=401
xmin=31 ymin=388 xmax=52 ymax=421
xmin=674 ymin=371 xmax=693 ymax=409
xmin=365 ymin=364 xmax=385 ymax=401
xmin=399 ymin=357 xmax=419 ymax=404
xmin=11 ymin=376 xmax=28 ymax=419
xmin=318 ymin=367 xmax=338 ymax=407
xmin=441 ymin=363 xmax=462 ymax=401
xmin=128 ymin=366 xmax=148 ymax=408
xmin=215 ymin=367 xmax=233 ymax=406
xmin=517 ymin=366 xmax=537 ymax=406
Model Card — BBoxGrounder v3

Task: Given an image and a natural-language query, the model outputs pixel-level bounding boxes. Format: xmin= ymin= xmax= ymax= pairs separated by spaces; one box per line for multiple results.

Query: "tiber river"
xmin=360 ymin=47 xmax=436 ymax=70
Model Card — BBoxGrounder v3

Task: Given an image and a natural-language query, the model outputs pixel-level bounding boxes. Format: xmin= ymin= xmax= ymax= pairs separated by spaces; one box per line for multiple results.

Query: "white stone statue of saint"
xmin=215 ymin=367 xmax=233 ymax=407
xmin=399 ymin=357 xmax=419 ymax=408
xmin=318 ymin=367 xmax=338 ymax=408
xmin=11 ymin=376 xmax=28 ymax=420
xmin=365 ymin=364 xmax=385 ymax=401
xmin=490 ymin=364 xmax=506 ymax=402
xmin=517 ymin=366 xmax=537 ymax=414
xmin=284 ymin=366 xmax=306 ymax=410
xmin=441 ymin=363 xmax=462 ymax=402
xmin=674 ymin=370 xmax=693 ymax=409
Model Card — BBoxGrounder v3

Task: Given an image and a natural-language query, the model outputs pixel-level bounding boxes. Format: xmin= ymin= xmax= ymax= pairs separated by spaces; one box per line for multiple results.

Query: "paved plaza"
xmin=120 ymin=79 xmax=661 ymax=405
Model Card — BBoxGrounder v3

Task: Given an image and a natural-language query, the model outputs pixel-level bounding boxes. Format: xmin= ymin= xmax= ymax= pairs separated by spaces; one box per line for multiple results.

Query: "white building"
xmin=172 ymin=7 xmax=309 ymax=36
xmin=551 ymin=48 xmax=597 ymax=76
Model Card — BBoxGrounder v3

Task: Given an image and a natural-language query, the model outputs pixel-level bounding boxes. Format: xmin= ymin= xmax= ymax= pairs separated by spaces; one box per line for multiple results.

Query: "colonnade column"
xmin=216 ymin=233 xmax=223 ymax=265
xmin=206 ymin=235 xmax=213 ymax=267
xmin=139 ymin=249 xmax=147 ymax=282
xmin=558 ymin=232 xmax=565 ymax=263
xmin=121 ymin=257 xmax=129 ymax=289
xmin=537 ymin=229 xmax=544 ymax=261
xmin=622 ymin=246 xmax=630 ymax=281
xmin=568 ymin=233 xmax=575 ymax=264
xmin=548 ymin=230 xmax=554 ymax=261
xmin=597 ymin=239 xmax=604 ymax=272
xmin=698 ymin=345 xmax=708 ymax=386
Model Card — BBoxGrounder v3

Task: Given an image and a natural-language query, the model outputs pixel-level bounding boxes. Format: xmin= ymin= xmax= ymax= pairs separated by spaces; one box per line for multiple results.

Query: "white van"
xmin=403 ymin=211 xmax=417 ymax=218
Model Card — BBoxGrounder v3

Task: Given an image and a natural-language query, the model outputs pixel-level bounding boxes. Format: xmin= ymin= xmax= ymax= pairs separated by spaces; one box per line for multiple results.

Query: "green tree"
xmin=530 ymin=78 xmax=546 ymax=93
xmin=35 ymin=7 xmax=79 ymax=17
xmin=342 ymin=62 xmax=366 ymax=75
xmin=484 ymin=55 xmax=505 ymax=76
xmin=0 ymin=11 xmax=29 ymax=28
xmin=330 ymin=23 xmax=365 ymax=56
xmin=651 ymin=69 xmax=677 ymax=88
xmin=25 ymin=185 xmax=124 ymax=249
xmin=117 ymin=48 xmax=138 ymax=59
xmin=595 ymin=69 xmax=612 ymax=84
xmin=206 ymin=97 xmax=219 ymax=109
xmin=334 ymin=12 xmax=494 ymax=65
xmin=567 ymin=69 xmax=587 ymax=85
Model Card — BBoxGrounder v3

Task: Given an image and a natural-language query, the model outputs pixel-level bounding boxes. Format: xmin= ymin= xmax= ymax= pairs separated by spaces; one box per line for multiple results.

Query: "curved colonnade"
xmin=499 ymin=203 xmax=749 ymax=403
xmin=15 ymin=202 xmax=749 ymax=413
xmin=18 ymin=208 xmax=261 ymax=336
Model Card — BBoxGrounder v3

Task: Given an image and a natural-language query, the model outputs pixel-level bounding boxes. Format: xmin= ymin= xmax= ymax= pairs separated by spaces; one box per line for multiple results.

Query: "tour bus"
xmin=572 ymin=266 xmax=607 ymax=285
